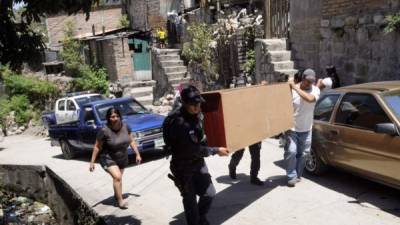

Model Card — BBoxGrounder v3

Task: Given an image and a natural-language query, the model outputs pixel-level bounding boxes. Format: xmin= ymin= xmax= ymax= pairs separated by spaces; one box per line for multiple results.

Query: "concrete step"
xmin=160 ymin=60 xmax=184 ymax=67
xmin=275 ymin=69 xmax=298 ymax=78
xmin=272 ymin=61 xmax=295 ymax=70
xmin=270 ymin=51 xmax=291 ymax=62
xmin=166 ymin=71 xmax=187 ymax=80
xmin=122 ymin=80 xmax=156 ymax=88
xmin=126 ymin=86 xmax=153 ymax=98
xmin=158 ymin=55 xmax=180 ymax=61
xmin=156 ymin=48 xmax=180 ymax=55
xmin=169 ymin=77 xmax=191 ymax=85
xmin=134 ymin=94 xmax=154 ymax=106
xmin=164 ymin=66 xmax=187 ymax=73
xmin=264 ymin=39 xmax=287 ymax=51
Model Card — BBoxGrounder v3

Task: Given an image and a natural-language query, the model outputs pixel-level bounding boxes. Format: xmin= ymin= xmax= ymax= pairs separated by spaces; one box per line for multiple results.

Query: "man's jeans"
xmin=284 ymin=130 xmax=312 ymax=180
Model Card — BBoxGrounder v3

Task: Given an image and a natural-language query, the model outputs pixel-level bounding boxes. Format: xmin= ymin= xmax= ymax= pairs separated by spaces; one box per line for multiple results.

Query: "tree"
xmin=0 ymin=0 xmax=99 ymax=70
xmin=60 ymin=20 xmax=83 ymax=76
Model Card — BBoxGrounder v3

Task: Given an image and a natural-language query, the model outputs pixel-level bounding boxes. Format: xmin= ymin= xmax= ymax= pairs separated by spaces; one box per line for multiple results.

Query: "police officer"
xmin=163 ymin=85 xmax=229 ymax=225
xmin=228 ymin=75 xmax=264 ymax=186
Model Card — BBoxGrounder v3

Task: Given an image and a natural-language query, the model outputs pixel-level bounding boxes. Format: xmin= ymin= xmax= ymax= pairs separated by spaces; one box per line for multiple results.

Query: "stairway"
xmin=122 ymin=80 xmax=155 ymax=108
xmin=255 ymin=38 xmax=297 ymax=82
xmin=152 ymin=48 xmax=190 ymax=100
xmin=158 ymin=48 xmax=189 ymax=87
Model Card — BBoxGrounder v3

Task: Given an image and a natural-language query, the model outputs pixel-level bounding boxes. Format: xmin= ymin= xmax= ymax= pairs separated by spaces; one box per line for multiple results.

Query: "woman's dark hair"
xmin=106 ymin=107 xmax=122 ymax=126
xmin=326 ymin=65 xmax=341 ymax=88
xmin=294 ymin=69 xmax=304 ymax=84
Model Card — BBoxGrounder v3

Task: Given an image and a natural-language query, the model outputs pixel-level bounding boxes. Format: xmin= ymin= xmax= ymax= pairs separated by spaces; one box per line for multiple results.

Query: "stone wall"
xmin=290 ymin=0 xmax=400 ymax=85
xmin=0 ymin=165 xmax=105 ymax=225
xmin=289 ymin=0 xmax=322 ymax=74
xmin=47 ymin=6 xmax=122 ymax=50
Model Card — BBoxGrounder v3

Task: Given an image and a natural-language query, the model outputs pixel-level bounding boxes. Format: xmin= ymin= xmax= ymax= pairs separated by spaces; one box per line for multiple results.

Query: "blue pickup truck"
xmin=48 ymin=97 xmax=165 ymax=159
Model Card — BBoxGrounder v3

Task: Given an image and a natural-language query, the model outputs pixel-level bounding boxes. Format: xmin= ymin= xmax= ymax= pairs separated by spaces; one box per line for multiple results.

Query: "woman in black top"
xmin=89 ymin=107 xmax=142 ymax=209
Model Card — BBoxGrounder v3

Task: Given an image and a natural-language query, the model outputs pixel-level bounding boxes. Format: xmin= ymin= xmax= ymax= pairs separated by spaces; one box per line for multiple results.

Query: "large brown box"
xmin=201 ymin=83 xmax=294 ymax=152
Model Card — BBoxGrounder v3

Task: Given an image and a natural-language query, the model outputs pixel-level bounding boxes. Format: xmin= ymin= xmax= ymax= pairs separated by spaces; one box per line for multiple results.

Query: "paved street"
xmin=0 ymin=135 xmax=399 ymax=225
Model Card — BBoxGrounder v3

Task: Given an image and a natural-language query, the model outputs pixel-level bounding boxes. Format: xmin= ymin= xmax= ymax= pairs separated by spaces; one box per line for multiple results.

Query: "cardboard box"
xmin=201 ymin=83 xmax=294 ymax=152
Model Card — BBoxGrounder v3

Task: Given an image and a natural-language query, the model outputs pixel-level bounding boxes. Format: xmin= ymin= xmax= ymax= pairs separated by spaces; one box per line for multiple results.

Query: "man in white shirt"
xmin=285 ymin=69 xmax=320 ymax=187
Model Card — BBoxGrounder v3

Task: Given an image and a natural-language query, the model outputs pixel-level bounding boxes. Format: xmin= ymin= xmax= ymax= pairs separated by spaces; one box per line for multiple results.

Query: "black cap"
xmin=181 ymin=85 xmax=205 ymax=104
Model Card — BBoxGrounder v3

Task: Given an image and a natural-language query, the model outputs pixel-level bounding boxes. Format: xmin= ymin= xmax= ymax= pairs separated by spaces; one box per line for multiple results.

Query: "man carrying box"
xmin=285 ymin=69 xmax=320 ymax=187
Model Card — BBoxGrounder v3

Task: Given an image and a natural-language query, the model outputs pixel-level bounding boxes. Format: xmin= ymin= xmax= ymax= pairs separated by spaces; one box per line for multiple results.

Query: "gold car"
xmin=306 ymin=81 xmax=400 ymax=189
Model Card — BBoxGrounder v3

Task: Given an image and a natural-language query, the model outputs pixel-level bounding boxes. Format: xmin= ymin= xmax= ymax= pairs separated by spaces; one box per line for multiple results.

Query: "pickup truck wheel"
xmin=305 ymin=148 xmax=328 ymax=175
xmin=60 ymin=140 xmax=76 ymax=160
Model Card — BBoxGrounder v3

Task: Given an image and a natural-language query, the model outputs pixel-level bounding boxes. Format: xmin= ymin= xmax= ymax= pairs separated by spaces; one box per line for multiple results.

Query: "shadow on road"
xmin=0 ymin=147 xmax=5 ymax=151
xmin=101 ymin=214 xmax=141 ymax=225
xmin=52 ymin=150 xmax=168 ymax=168
xmin=169 ymin=174 xmax=286 ymax=225
xmin=274 ymin=159 xmax=400 ymax=217
xmin=92 ymin=193 xmax=141 ymax=208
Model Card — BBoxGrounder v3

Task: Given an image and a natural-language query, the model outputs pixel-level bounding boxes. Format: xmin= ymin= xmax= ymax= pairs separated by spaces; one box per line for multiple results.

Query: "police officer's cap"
xmin=181 ymin=85 xmax=205 ymax=104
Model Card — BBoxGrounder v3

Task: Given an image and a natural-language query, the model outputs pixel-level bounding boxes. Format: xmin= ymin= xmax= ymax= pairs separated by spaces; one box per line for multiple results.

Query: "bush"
xmin=60 ymin=20 xmax=83 ymax=76
xmin=384 ymin=13 xmax=400 ymax=34
xmin=0 ymin=95 xmax=33 ymax=130
xmin=9 ymin=95 xmax=33 ymax=125
xmin=70 ymin=65 xmax=109 ymax=94
xmin=0 ymin=98 xmax=11 ymax=131
xmin=1 ymin=66 xmax=59 ymax=108
xmin=245 ymin=50 xmax=256 ymax=75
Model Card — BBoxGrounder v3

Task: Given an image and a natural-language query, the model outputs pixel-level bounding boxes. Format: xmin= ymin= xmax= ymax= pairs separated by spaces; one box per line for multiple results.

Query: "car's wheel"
xmin=305 ymin=148 xmax=328 ymax=175
xmin=60 ymin=140 xmax=76 ymax=160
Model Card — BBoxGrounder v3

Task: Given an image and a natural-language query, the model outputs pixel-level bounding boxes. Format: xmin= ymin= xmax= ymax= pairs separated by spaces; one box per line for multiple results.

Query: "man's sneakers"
xmin=229 ymin=166 xmax=237 ymax=180
xmin=287 ymin=177 xmax=301 ymax=187
xmin=250 ymin=177 xmax=264 ymax=186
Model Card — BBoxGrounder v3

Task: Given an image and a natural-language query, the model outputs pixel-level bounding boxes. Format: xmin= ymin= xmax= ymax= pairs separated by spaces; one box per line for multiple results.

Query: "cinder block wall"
xmin=47 ymin=6 xmax=122 ymax=50
xmin=290 ymin=0 xmax=400 ymax=84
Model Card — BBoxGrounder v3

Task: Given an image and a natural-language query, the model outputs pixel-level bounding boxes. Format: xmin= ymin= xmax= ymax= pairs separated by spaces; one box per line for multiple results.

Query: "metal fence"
xmin=265 ymin=0 xmax=290 ymax=38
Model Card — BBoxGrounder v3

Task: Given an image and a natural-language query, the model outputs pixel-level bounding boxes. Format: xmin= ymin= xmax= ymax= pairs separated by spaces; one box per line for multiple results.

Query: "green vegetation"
xmin=182 ymin=23 xmax=217 ymax=81
xmin=118 ymin=14 xmax=130 ymax=28
xmin=60 ymin=20 xmax=83 ymax=76
xmin=0 ymin=65 xmax=59 ymax=131
xmin=245 ymin=50 xmax=256 ymax=75
xmin=60 ymin=21 xmax=109 ymax=94
xmin=70 ymin=65 xmax=109 ymax=94
xmin=1 ymin=66 xmax=58 ymax=108
xmin=384 ymin=13 xmax=400 ymax=33
xmin=1 ymin=0 xmax=99 ymax=70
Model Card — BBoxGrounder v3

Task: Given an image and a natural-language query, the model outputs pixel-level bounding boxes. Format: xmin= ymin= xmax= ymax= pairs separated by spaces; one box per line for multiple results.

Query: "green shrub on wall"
xmin=1 ymin=65 xmax=58 ymax=108
xmin=384 ymin=13 xmax=400 ymax=33
xmin=69 ymin=65 xmax=109 ymax=95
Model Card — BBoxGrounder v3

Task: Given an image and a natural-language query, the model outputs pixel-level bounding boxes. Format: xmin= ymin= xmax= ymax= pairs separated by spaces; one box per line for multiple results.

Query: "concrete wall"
xmin=124 ymin=0 xmax=182 ymax=31
xmin=290 ymin=0 xmax=400 ymax=85
xmin=0 ymin=165 xmax=105 ymax=225
xmin=47 ymin=6 xmax=122 ymax=50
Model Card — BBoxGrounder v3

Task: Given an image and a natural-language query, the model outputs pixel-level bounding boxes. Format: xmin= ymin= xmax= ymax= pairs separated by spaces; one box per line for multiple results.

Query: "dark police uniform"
xmin=164 ymin=86 xmax=219 ymax=225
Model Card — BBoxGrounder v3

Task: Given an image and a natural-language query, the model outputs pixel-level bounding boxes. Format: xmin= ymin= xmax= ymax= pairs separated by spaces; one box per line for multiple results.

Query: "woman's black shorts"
xmin=99 ymin=153 xmax=129 ymax=170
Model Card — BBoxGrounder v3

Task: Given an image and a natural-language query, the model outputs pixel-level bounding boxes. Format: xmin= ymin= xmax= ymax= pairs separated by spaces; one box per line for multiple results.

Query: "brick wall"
xmin=94 ymin=37 xmax=133 ymax=82
xmin=322 ymin=0 xmax=385 ymax=17
xmin=47 ymin=6 xmax=122 ymax=50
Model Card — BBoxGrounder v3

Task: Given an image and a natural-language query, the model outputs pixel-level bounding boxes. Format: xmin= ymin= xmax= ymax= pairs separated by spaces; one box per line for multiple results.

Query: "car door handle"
xmin=329 ymin=130 xmax=339 ymax=135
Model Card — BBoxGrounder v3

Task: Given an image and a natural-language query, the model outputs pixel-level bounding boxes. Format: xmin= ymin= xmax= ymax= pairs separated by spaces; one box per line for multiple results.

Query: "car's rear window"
xmin=383 ymin=91 xmax=400 ymax=120
xmin=75 ymin=95 xmax=105 ymax=107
